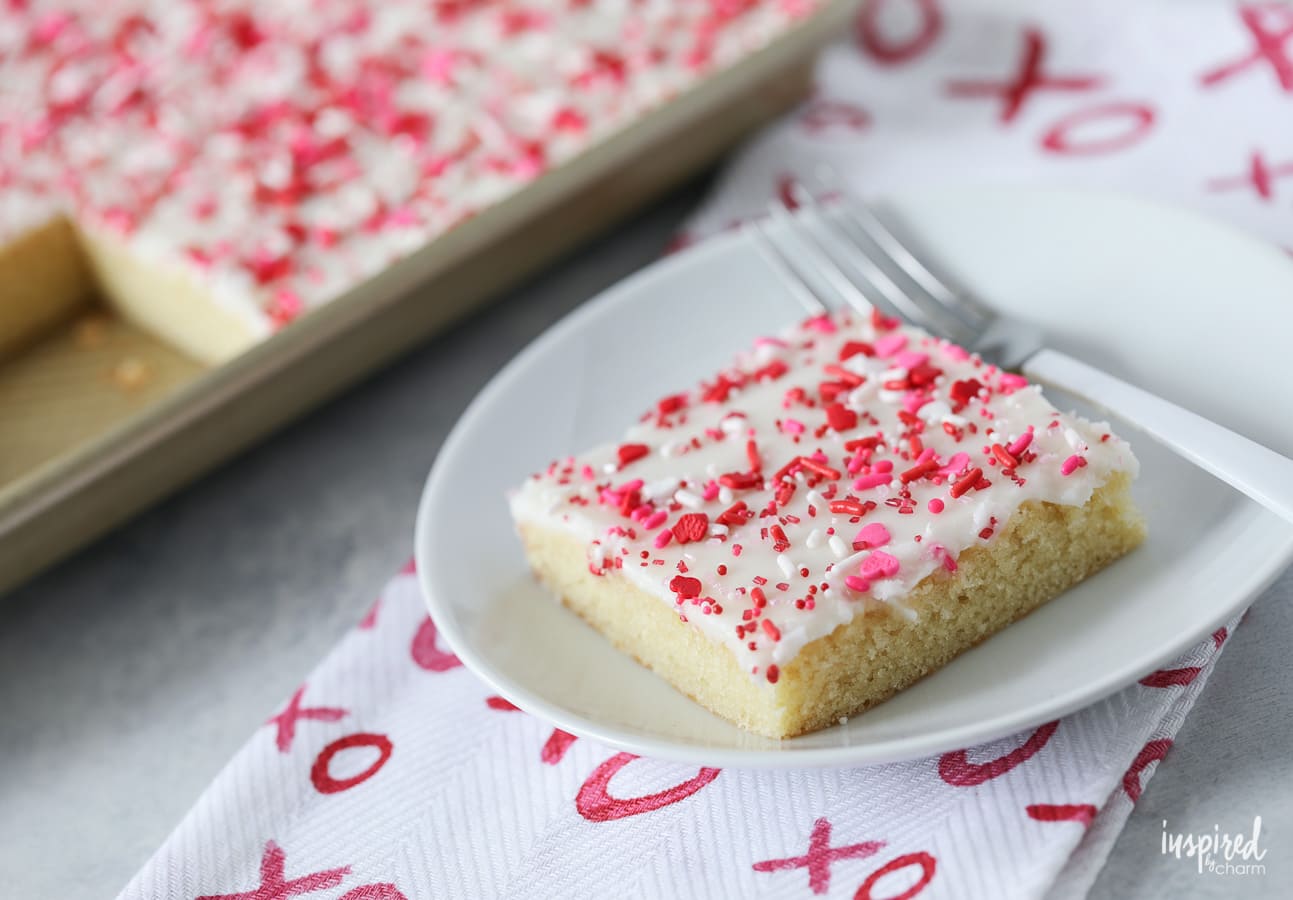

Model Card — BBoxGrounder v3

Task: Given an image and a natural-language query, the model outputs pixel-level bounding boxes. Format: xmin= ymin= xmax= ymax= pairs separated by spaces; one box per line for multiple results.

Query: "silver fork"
xmin=747 ymin=176 xmax=1293 ymax=526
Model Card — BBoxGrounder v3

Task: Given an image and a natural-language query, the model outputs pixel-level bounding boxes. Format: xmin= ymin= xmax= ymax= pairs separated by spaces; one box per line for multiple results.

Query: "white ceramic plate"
xmin=416 ymin=188 xmax=1293 ymax=768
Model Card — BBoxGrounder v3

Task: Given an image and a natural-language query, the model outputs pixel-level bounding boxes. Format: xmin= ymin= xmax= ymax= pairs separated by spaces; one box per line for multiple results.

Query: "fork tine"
xmin=807 ymin=166 xmax=998 ymax=328
xmin=763 ymin=199 xmax=916 ymax=328
xmin=784 ymin=184 xmax=980 ymax=345
xmin=746 ymin=218 xmax=829 ymax=317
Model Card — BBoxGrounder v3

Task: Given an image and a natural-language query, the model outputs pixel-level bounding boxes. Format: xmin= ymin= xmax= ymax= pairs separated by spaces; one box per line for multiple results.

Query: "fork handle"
xmin=1023 ymin=348 xmax=1293 ymax=526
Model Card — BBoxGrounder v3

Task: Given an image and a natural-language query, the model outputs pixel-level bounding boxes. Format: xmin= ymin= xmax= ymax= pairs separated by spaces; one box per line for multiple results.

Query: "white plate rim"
xmin=416 ymin=186 xmax=1293 ymax=768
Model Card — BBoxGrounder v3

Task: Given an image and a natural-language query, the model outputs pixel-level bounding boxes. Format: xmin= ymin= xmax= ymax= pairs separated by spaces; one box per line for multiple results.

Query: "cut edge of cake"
xmin=518 ymin=472 xmax=1144 ymax=739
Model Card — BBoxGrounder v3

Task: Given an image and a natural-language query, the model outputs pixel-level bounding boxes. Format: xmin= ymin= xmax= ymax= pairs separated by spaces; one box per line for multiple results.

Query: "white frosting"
xmin=510 ymin=311 xmax=1139 ymax=683
xmin=0 ymin=0 xmax=819 ymax=333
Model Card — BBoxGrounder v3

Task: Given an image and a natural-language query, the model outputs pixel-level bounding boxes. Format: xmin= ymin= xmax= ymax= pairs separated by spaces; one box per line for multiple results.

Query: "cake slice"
xmin=509 ymin=308 xmax=1144 ymax=738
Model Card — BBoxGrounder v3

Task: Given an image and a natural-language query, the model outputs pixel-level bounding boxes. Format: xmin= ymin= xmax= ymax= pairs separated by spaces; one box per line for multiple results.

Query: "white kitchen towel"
xmin=122 ymin=2 xmax=1290 ymax=898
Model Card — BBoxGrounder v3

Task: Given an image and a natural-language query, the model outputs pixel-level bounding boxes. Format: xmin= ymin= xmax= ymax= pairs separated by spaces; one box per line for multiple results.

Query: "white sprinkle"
xmin=660 ymin=442 xmax=682 ymax=458
xmin=806 ymin=490 xmax=825 ymax=512
xmin=675 ymin=489 xmax=703 ymax=509
xmin=643 ymin=477 xmax=680 ymax=500
xmin=720 ymin=415 xmax=745 ymax=434
xmin=602 ymin=462 xmax=617 ymax=474
xmin=943 ymin=414 xmax=968 ymax=428
xmin=805 ymin=528 xmax=824 ymax=549
xmin=705 ymin=462 xmax=720 ymax=479
xmin=776 ymin=554 xmax=797 ymax=578
xmin=710 ymin=523 xmax=729 ymax=537
xmin=718 ymin=486 xmax=734 ymax=505
xmin=918 ymin=400 xmax=952 ymax=423
xmin=878 ymin=388 xmax=907 ymax=404
xmin=828 ymin=535 xmax=849 ymax=559
xmin=879 ymin=367 xmax=908 ymax=382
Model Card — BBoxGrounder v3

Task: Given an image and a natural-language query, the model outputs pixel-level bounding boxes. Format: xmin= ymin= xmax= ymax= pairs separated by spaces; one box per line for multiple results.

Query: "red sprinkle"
xmin=824 ymin=403 xmax=858 ymax=432
xmin=766 ymin=664 xmax=780 ymax=684
xmin=900 ymin=460 xmax=939 ymax=483
xmin=991 ymin=444 xmax=1020 ymax=469
xmin=669 ymin=575 xmax=702 ymax=598
xmin=617 ymin=443 xmax=649 ymax=466
xmin=950 ymin=467 xmax=984 ymax=498
xmin=761 ymin=619 xmax=781 ymax=642
xmin=672 ymin=513 xmax=709 ymax=543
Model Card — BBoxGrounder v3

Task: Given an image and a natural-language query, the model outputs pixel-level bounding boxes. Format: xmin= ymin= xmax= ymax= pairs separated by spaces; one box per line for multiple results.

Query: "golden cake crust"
xmin=520 ymin=473 xmax=1144 ymax=739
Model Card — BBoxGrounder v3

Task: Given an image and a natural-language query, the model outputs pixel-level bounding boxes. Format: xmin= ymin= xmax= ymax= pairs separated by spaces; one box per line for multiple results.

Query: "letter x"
xmin=752 ymin=818 xmax=885 ymax=894
xmin=1201 ymin=4 xmax=1293 ymax=92
xmin=1207 ymin=150 xmax=1293 ymax=201
xmin=197 ymin=841 xmax=350 ymax=900
xmin=265 ymin=685 xmax=347 ymax=753
xmin=946 ymin=27 xmax=1102 ymax=123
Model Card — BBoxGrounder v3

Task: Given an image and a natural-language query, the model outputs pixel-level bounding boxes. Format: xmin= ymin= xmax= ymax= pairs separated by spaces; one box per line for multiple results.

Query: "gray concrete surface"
xmin=0 ymin=185 xmax=1287 ymax=899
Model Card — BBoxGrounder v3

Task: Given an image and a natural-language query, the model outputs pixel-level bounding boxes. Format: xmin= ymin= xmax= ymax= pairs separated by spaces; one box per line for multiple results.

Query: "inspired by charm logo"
xmin=1161 ymin=817 xmax=1268 ymax=876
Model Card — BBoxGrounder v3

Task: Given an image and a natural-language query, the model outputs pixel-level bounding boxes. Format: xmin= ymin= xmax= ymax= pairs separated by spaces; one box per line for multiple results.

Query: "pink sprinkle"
xmin=943 ymin=343 xmax=971 ymax=362
xmin=853 ymin=472 xmax=893 ymax=490
xmin=873 ymin=460 xmax=894 ymax=473
xmin=809 ymin=449 xmax=830 ymax=464
xmin=1060 ymin=454 xmax=1087 ymax=476
xmin=999 ymin=373 xmax=1029 ymax=392
xmin=754 ymin=336 xmax=789 ymax=348
xmin=654 ymin=529 xmax=674 ymax=549
xmin=939 ymin=452 xmax=970 ymax=477
xmin=581 ymin=465 xmax=596 ymax=481
xmin=847 ymin=451 xmax=868 ymax=474
xmin=702 ymin=481 xmax=720 ymax=502
xmin=874 ymin=333 xmax=908 ymax=357
xmin=931 ymin=544 xmax=957 ymax=572
xmin=894 ymin=351 xmax=929 ymax=370
xmin=806 ymin=315 xmax=837 ymax=334
xmin=902 ymin=392 xmax=932 ymax=415
xmin=927 ymin=498 xmax=945 ymax=514
xmin=860 ymin=550 xmax=900 ymax=579
xmin=644 ymin=510 xmax=668 ymax=529
xmin=783 ymin=419 xmax=805 ymax=435
xmin=916 ymin=447 xmax=936 ymax=464
xmin=1007 ymin=429 xmax=1034 ymax=457
xmin=619 ymin=479 xmax=644 ymax=492
xmin=844 ymin=575 xmax=872 ymax=593
xmin=853 ymin=523 xmax=891 ymax=550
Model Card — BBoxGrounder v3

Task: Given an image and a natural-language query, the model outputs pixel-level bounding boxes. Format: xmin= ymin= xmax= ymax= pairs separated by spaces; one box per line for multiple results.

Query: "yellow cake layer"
xmin=520 ymin=472 xmax=1144 ymax=739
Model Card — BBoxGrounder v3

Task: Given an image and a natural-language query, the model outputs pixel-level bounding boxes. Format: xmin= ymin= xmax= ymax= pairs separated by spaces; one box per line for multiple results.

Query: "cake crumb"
xmin=110 ymin=357 xmax=153 ymax=392
xmin=74 ymin=314 xmax=111 ymax=350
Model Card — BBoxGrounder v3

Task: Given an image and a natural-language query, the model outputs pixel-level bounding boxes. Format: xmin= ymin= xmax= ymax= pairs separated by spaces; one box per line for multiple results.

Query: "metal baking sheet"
xmin=0 ymin=1 xmax=855 ymax=595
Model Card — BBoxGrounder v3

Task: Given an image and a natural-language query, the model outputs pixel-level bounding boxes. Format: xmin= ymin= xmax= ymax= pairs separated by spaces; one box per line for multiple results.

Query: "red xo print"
xmin=938 ymin=720 xmax=1058 ymax=786
xmin=752 ymin=817 xmax=885 ymax=894
xmin=310 ymin=732 xmax=394 ymax=795
xmin=1026 ymin=803 xmax=1097 ymax=827
xmin=484 ymin=695 xmax=578 ymax=764
xmin=197 ymin=840 xmax=349 ymax=900
xmin=411 ymin=615 xmax=462 ymax=672
xmin=575 ymin=752 xmax=720 ymax=822
xmin=855 ymin=0 xmax=942 ymax=66
xmin=1208 ymin=151 xmax=1293 ymax=202
xmin=197 ymin=840 xmax=407 ymax=900
xmin=946 ymin=28 xmax=1102 ymax=124
xmin=265 ymin=685 xmax=348 ymax=753
xmin=1123 ymin=738 xmax=1173 ymax=803
xmin=1038 ymin=102 xmax=1156 ymax=156
xmin=854 ymin=853 xmax=938 ymax=900
xmin=1200 ymin=4 xmax=1293 ymax=93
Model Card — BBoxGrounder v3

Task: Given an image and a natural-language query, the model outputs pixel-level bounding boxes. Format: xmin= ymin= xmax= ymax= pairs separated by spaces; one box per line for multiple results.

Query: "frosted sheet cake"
xmin=0 ymin=0 xmax=823 ymax=361
xmin=509 ymin=308 xmax=1144 ymax=738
